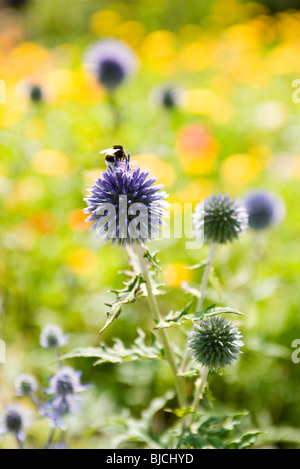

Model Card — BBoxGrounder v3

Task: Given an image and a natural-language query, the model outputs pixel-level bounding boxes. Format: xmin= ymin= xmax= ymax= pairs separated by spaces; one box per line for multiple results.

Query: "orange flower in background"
xmin=3 ymin=42 xmax=52 ymax=81
xmin=29 ymin=211 xmax=57 ymax=234
xmin=68 ymin=209 xmax=90 ymax=232
xmin=176 ymin=124 xmax=218 ymax=175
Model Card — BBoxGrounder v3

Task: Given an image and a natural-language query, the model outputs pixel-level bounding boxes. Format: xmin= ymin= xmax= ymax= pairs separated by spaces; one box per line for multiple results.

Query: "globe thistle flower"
xmin=243 ymin=190 xmax=285 ymax=231
xmin=84 ymin=39 xmax=137 ymax=91
xmin=84 ymin=153 xmax=169 ymax=248
xmin=151 ymin=86 xmax=185 ymax=110
xmin=45 ymin=367 xmax=88 ymax=428
xmin=28 ymin=84 xmax=43 ymax=103
xmin=194 ymin=194 xmax=248 ymax=244
xmin=0 ymin=404 xmax=30 ymax=441
xmin=40 ymin=325 xmax=69 ymax=349
xmin=15 ymin=374 xmax=38 ymax=397
xmin=47 ymin=367 xmax=86 ymax=398
xmin=189 ymin=316 xmax=243 ymax=372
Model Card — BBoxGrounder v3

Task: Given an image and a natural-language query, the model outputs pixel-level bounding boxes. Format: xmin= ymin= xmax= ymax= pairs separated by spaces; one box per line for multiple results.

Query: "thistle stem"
xmin=16 ymin=435 xmax=24 ymax=450
xmin=46 ymin=427 xmax=56 ymax=449
xmin=108 ymin=92 xmax=121 ymax=132
xmin=133 ymin=244 xmax=187 ymax=409
xmin=179 ymin=242 xmax=216 ymax=375
xmin=185 ymin=366 xmax=209 ymax=428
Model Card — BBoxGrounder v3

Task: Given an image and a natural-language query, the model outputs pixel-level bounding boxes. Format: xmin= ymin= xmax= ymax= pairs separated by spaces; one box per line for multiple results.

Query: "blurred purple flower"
xmin=15 ymin=374 xmax=38 ymax=397
xmin=0 ymin=404 xmax=30 ymax=442
xmin=84 ymin=39 xmax=137 ymax=91
xmin=40 ymin=325 xmax=69 ymax=349
xmin=243 ymin=190 xmax=285 ymax=230
xmin=45 ymin=367 xmax=88 ymax=429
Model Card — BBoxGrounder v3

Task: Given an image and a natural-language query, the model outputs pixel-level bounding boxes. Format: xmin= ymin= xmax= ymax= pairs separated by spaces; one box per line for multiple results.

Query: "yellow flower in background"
xmin=255 ymin=101 xmax=287 ymax=131
xmin=141 ymin=30 xmax=178 ymax=75
xmin=211 ymin=0 xmax=244 ymax=24
xmin=276 ymin=12 xmax=300 ymax=43
xmin=83 ymin=169 xmax=103 ymax=189
xmin=185 ymin=88 xmax=233 ymax=125
xmin=3 ymin=42 xmax=52 ymax=81
xmin=0 ymin=10 xmax=25 ymax=54
xmin=133 ymin=153 xmax=176 ymax=188
xmin=32 ymin=150 xmax=71 ymax=176
xmin=222 ymin=153 xmax=264 ymax=186
xmin=66 ymin=248 xmax=98 ymax=276
xmin=179 ymin=41 xmax=213 ymax=72
xmin=176 ymin=124 xmax=218 ymax=175
xmin=14 ymin=177 xmax=45 ymax=203
xmin=164 ymin=263 xmax=192 ymax=287
xmin=0 ymin=87 xmax=27 ymax=127
xmin=222 ymin=23 xmax=261 ymax=51
xmin=90 ymin=10 xmax=122 ymax=37
xmin=178 ymin=24 xmax=202 ymax=44
xmin=267 ymin=44 xmax=300 ymax=75
xmin=288 ymin=156 xmax=300 ymax=180
xmin=174 ymin=179 xmax=215 ymax=205
xmin=115 ymin=21 xmax=145 ymax=49
xmin=24 ymin=117 xmax=46 ymax=140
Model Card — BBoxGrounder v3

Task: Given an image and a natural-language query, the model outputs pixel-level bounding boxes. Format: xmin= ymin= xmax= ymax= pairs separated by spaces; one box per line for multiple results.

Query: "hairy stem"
xmin=185 ymin=366 xmax=209 ymax=428
xmin=179 ymin=243 xmax=216 ymax=375
xmin=131 ymin=244 xmax=187 ymax=409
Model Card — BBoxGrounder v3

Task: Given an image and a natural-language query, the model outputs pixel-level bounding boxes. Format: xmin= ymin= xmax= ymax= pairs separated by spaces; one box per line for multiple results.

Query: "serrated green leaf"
xmin=144 ymin=249 xmax=163 ymax=273
xmin=61 ymin=328 xmax=163 ymax=366
xmin=174 ymin=412 xmax=258 ymax=449
xmin=98 ymin=273 xmax=145 ymax=335
xmin=228 ymin=431 xmax=262 ymax=449
xmin=199 ymin=306 xmax=244 ymax=318
xmin=184 ymin=261 xmax=208 ymax=270
xmin=154 ymin=300 xmax=194 ymax=330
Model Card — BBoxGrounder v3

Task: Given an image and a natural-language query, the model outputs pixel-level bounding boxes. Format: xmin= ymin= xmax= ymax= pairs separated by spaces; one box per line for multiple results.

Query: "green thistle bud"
xmin=194 ymin=194 xmax=248 ymax=244
xmin=189 ymin=316 xmax=243 ymax=372
xmin=15 ymin=374 xmax=38 ymax=396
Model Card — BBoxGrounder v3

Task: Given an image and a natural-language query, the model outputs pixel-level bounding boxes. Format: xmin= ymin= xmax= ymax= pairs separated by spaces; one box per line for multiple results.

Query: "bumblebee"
xmin=100 ymin=145 xmax=127 ymax=167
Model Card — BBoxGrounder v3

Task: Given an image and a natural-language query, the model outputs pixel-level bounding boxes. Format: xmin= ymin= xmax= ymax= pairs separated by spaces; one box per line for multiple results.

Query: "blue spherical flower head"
xmin=84 ymin=39 xmax=137 ymax=91
xmin=194 ymin=194 xmax=248 ymax=244
xmin=40 ymin=325 xmax=69 ymax=349
xmin=29 ymin=84 xmax=43 ymax=102
xmin=0 ymin=404 xmax=30 ymax=441
xmin=243 ymin=190 xmax=285 ymax=231
xmin=190 ymin=316 xmax=243 ymax=372
xmin=84 ymin=152 xmax=169 ymax=248
xmin=151 ymin=86 xmax=185 ymax=110
xmin=15 ymin=374 xmax=38 ymax=396
xmin=46 ymin=367 xmax=88 ymax=429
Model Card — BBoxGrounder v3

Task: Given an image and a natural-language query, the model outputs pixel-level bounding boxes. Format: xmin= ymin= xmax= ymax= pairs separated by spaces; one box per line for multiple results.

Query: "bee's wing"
xmin=99 ymin=148 xmax=111 ymax=154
